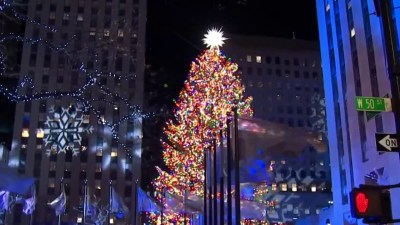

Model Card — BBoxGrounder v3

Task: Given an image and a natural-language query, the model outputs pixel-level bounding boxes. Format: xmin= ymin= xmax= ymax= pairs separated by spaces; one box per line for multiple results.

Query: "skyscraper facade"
xmin=316 ymin=0 xmax=400 ymax=224
xmin=6 ymin=0 xmax=146 ymax=224
xmin=223 ymin=35 xmax=331 ymax=223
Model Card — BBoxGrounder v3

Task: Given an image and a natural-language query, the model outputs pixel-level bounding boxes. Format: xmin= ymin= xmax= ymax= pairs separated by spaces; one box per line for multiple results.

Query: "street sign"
xmin=375 ymin=133 xmax=400 ymax=152
xmin=355 ymin=96 xmax=392 ymax=112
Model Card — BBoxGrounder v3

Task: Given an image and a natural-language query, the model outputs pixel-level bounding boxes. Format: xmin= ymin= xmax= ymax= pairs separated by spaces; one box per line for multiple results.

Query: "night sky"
xmin=142 ymin=0 xmax=319 ymax=187
xmin=146 ymin=0 xmax=318 ymax=89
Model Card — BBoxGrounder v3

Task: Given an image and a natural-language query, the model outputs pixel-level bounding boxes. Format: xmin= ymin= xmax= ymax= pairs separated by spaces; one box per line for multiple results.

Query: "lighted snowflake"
xmin=310 ymin=93 xmax=326 ymax=138
xmin=43 ymin=105 xmax=93 ymax=156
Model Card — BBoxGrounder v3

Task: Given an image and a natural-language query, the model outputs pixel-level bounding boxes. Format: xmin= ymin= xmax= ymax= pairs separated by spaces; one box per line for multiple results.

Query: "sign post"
xmin=355 ymin=96 xmax=392 ymax=112
xmin=375 ymin=133 xmax=400 ymax=152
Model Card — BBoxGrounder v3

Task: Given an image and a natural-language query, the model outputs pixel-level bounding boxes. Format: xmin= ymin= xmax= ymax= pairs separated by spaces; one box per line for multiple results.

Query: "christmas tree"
xmin=152 ymin=29 xmax=252 ymax=224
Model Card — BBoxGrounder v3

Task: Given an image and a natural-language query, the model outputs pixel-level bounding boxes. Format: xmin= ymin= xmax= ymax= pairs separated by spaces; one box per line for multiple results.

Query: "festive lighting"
xmin=151 ymin=29 xmax=252 ymax=223
xmin=202 ymin=28 xmax=227 ymax=49
xmin=0 ymin=4 xmax=150 ymax=159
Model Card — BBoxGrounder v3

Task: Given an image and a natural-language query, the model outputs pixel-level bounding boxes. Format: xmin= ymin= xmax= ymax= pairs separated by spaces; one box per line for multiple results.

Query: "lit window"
xmin=96 ymin=185 xmax=101 ymax=190
xmin=316 ymin=209 xmax=320 ymax=214
xmin=96 ymin=164 xmax=102 ymax=172
xmin=291 ymin=183 xmax=297 ymax=192
xmin=110 ymin=218 xmax=114 ymax=224
xmin=271 ymin=183 xmax=277 ymax=191
xmin=77 ymin=14 xmax=83 ymax=21
xmin=281 ymin=183 xmax=288 ymax=191
xmin=48 ymin=179 xmax=55 ymax=188
xmin=83 ymin=115 xmax=90 ymax=123
xmin=96 ymin=150 xmax=102 ymax=156
xmin=350 ymin=28 xmax=355 ymax=37
xmin=104 ymin=29 xmax=110 ymax=37
xmin=281 ymin=160 xmax=286 ymax=165
xmin=63 ymin=13 xmax=69 ymax=20
xmin=311 ymin=184 xmax=317 ymax=192
xmin=319 ymin=161 xmax=325 ymax=166
xmin=256 ymin=56 xmax=262 ymax=63
xmin=36 ymin=128 xmax=44 ymax=138
xmin=111 ymin=151 xmax=118 ymax=157
xmin=246 ymin=55 xmax=252 ymax=62
xmin=118 ymin=29 xmax=124 ymax=37
xmin=22 ymin=129 xmax=30 ymax=138
xmin=77 ymin=217 xmax=82 ymax=223
xmin=325 ymin=4 xmax=330 ymax=11
xmin=305 ymin=209 xmax=310 ymax=214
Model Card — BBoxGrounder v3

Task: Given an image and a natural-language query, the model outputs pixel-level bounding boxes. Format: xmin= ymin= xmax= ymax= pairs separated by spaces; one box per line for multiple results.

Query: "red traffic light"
xmin=350 ymin=186 xmax=392 ymax=221
xmin=355 ymin=191 xmax=369 ymax=213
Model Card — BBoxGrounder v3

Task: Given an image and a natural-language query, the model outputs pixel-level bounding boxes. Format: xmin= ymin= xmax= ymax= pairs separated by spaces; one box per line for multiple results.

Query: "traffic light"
xmin=350 ymin=186 xmax=392 ymax=223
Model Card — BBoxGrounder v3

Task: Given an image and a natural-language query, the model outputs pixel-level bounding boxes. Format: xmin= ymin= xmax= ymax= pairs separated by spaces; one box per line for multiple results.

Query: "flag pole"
xmin=83 ymin=179 xmax=87 ymax=225
xmin=133 ymin=179 xmax=138 ymax=225
xmin=234 ymin=109 xmax=241 ymax=225
xmin=29 ymin=184 xmax=35 ymax=225
xmin=109 ymin=180 xmax=112 ymax=225
xmin=161 ymin=188 xmax=165 ymax=225
xmin=226 ymin=117 xmax=232 ymax=225
xmin=58 ymin=177 xmax=64 ymax=225
xmin=203 ymin=149 xmax=207 ymax=225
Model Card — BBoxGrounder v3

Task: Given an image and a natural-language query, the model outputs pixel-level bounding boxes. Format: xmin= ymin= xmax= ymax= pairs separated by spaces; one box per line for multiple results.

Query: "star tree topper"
xmin=202 ymin=28 xmax=227 ymax=49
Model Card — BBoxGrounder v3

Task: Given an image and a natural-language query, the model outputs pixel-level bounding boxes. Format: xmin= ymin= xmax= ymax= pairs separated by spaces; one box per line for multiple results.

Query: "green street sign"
xmin=355 ymin=96 xmax=392 ymax=112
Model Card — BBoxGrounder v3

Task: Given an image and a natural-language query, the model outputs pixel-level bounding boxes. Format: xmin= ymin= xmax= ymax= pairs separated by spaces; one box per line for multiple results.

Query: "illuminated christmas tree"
xmin=152 ymin=28 xmax=252 ymax=224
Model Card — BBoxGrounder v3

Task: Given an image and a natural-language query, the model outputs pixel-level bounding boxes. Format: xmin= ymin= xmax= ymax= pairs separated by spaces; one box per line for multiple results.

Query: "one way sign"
xmin=375 ymin=133 xmax=400 ymax=152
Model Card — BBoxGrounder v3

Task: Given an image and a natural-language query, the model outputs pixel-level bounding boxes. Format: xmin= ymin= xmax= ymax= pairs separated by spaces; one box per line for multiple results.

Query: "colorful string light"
xmin=0 ymin=4 xmax=148 ymax=159
xmin=151 ymin=30 xmax=253 ymax=224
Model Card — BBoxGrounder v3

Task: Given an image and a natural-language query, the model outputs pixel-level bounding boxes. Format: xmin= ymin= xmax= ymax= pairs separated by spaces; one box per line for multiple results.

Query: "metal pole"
xmin=109 ymin=180 xmax=112 ymax=225
xmin=161 ymin=188 xmax=165 ymax=225
xmin=203 ymin=150 xmax=207 ymax=225
xmin=213 ymin=139 xmax=218 ymax=225
xmin=58 ymin=177 xmax=64 ymax=225
xmin=234 ymin=110 xmax=241 ymax=225
xmin=219 ymin=130 xmax=224 ymax=225
xmin=83 ymin=179 xmax=87 ymax=225
xmin=184 ymin=190 xmax=187 ymax=225
xmin=208 ymin=147 xmax=213 ymax=225
xmin=134 ymin=179 xmax=138 ymax=225
xmin=226 ymin=117 xmax=232 ymax=225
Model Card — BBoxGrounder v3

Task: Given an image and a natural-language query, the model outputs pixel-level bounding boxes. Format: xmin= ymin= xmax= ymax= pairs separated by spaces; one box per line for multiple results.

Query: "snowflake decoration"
xmin=43 ymin=105 xmax=93 ymax=156
xmin=310 ymin=93 xmax=326 ymax=137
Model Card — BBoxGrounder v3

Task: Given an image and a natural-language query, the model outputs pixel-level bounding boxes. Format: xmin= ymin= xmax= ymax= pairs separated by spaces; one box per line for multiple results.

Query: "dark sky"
xmin=146 ymin=0 xmax=319 ymax=85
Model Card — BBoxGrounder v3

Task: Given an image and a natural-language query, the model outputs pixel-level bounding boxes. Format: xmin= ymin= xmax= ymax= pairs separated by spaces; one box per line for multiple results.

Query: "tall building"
xmin=223 ymin=35 xmax=332 ymax=223
xmin=6 ymin=0 xmax=146 ymax=224
xmin=316 ymin=0 xmax=400 ymax=224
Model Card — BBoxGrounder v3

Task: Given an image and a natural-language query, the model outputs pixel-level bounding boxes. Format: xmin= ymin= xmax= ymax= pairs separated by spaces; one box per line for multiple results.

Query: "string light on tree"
xmin=151 ymin=29 xmax=253 ymax=224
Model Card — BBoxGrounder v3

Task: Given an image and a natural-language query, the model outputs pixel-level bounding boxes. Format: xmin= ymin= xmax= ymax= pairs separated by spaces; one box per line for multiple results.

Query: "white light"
xmin=110 ymin=218 xmax=114 ymax=224
xmin=202 ymin=28 xmax=227 ymax=49
xmin=77 ymin=217 xmax=82 ymax=223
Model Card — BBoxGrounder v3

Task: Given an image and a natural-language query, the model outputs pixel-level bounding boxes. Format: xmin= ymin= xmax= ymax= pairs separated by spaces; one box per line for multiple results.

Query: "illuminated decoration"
xmin=151 ymin=29 xmax=252 ymax=224
xmin=202 ymin=28 xmax=227 ymax=49
xmin=355 ymin=192 xmax=368 ymax=213
xmin=0 ymin=4 xmax=149 ymax=159
xmin=43 ymin=105 xmax=93 ymax=156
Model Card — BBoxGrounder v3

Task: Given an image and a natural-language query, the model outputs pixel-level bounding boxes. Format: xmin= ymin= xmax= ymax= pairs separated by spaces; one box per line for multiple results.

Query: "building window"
xmin=311 ymin=184 xmax=317 ymax=192
xmin=271 ymin=183 xmax=277 ymax=191
xmin=22 ymin=129 xmax=29 ymax=138
xmin=350 ymin=27 xmax=355 ymax=37
xmin=246 ymin=55 xmax=252 ymax=62
xmin=275 ymin=57 xmax=280 ymax=64
xmin=256 ymin=56 xmax=262 ymax=63
xmin=104 ymin=29 xmax=110 ymax=37
xmin=281 ymin=183 xmax=288 ymax=191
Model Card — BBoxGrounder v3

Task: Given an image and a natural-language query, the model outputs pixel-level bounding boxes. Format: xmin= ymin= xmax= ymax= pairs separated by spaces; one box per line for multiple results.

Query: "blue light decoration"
xmin=44 ymin=105 xmax=93 ymax=156
xmin=0 ymin=0 xmax=153 ymax=159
